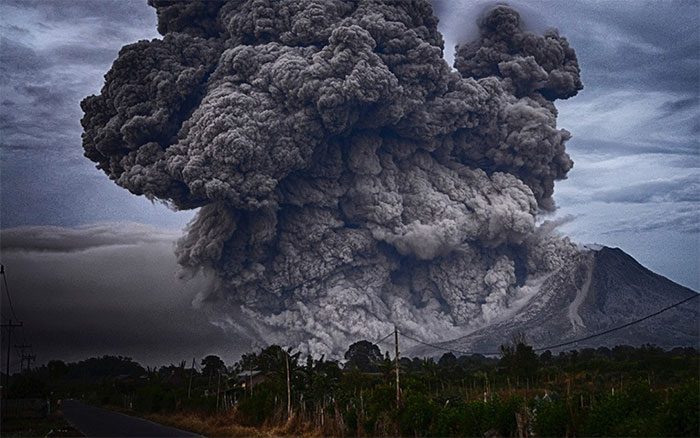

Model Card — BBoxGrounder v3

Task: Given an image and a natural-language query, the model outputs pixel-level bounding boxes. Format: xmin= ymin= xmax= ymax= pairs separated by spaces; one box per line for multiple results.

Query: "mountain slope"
xmin=409 ymin=247 xmax=699 ymax=356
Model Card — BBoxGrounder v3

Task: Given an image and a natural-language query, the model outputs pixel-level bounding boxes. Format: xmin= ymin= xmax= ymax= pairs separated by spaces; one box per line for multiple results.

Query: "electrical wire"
xmin=371 ymin=331 xmax=395 ymax=346
xmin=398 ymin=293 xmax=700 ymax=356
xmin=533 ymin=293 xmax=700 ymax=351
xmin=0 ymin=265 xmax=33 ymax=366
xmin=1 ymin=265 xmax=19 ymax=320
xmin=399 ymin=330 xmax=497 ymax=356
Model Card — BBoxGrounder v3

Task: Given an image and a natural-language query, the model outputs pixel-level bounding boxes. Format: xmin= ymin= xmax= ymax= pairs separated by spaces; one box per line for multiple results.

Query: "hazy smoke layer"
xmin=81 ymin=1 xmax=582 ymax=356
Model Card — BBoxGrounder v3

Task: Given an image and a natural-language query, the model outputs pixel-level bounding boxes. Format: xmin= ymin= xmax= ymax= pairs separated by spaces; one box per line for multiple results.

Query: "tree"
xmin=499 ymin=333 xmax=538 ymax=379
xmin=201 ymin=355 xmax=226 ymax=377
xmin=47 ymin=360 xmax=68 ymax=380
xmin=438 ymin=352 xmax=458 ymax=369
xmin=68 ymin=355 xmax=144 ymax=380
xmin=344 ymin=340 xmax=383 ymax=372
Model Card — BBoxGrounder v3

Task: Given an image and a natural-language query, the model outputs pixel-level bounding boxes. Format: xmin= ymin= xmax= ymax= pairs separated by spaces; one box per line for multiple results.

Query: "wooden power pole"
xmin=14 ymin=344 xmax=31 ymax=372
xmin=2 ymin=320 xmax=22 ymax=388
xmin=285 ymin=350 xmax=292 ymax=420
xmin=26 ymin=354 xmax=35 ymax=371
xmin=249 ymin=367 xmax=253 ymax=396
xmin=394 ymin=325 xmax=400 ymax=408
xmin=216 ymin=370 xmax=221 ymax=411
xmin=187 ymin=357 xmax=195 ymax=399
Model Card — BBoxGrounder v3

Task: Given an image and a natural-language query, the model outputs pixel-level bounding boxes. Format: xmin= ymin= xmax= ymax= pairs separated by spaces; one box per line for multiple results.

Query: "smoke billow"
xmin=81 ymin=1 xmax=582 ymax=356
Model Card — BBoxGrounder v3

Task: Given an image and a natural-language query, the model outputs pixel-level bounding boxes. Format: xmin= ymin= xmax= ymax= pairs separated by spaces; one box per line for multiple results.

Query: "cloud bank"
xmin=0 ymin=223 xmax=238 ymax=366
xmin=1 ymin=222 xmax=179 ymax=252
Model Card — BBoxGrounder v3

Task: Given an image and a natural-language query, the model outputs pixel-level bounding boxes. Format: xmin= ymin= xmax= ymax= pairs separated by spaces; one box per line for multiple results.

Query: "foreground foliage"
xmin=4 ymin=344 xmax=699 ymax=437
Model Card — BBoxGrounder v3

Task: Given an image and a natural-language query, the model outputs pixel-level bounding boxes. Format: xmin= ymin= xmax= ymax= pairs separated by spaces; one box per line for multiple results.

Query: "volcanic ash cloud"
xmin=81 ymin=1 xmax=583 ymax=356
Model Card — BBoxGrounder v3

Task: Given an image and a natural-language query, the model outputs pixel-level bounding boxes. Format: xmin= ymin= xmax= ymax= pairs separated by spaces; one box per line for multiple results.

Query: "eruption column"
xmin=82 ymin=1 xmax=583 ymax=356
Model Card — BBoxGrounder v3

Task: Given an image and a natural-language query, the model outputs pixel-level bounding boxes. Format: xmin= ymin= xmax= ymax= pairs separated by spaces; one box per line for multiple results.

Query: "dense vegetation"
xmin=4 ymin=341 xmax=699 ymax=437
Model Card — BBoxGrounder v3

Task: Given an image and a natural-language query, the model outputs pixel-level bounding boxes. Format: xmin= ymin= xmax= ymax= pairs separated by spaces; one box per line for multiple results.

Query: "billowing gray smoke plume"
xmin=81 ymin=1 xmax=582 ymax=356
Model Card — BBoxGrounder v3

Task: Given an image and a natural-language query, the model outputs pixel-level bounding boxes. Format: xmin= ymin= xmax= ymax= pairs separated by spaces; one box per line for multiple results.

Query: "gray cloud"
xmin=0 ymin=0 xmax=184 ymax=230
xmin=601 ymin=204 xmax=700 ymax=235
xmin=661 ymin=97 xmax=699 ymax=115
xmin=48 ymin=43 xmax=124 ymax=67
xmin=568 ymin=139 xmax=699 ymax=158
xmin=0 ymin=37 xmax=49 ymax=74
xmin=2 ymin=0 xmax=156 ymax=41
xmin=1 ymin=222 xmax=179 ymax=253
xmin=567 ymin=1 xmax=699 ymax=94
xmin=596 ymin=175 xmax=700 ymax=204
xmin=669 ymin=155 xmax=700 ymax=169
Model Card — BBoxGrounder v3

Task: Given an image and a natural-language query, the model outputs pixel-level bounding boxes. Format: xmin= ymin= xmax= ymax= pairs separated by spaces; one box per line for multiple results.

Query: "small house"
xmin=236 ymin=370 xmax=265 ymax=391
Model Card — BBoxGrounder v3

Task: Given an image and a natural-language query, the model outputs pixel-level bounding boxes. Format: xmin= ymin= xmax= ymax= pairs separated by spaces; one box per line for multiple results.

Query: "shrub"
xmin=398 ymin=392 xmax=437 ymax=436
xmin=582 ymin=382 xmax=661 ymax=436
xmin=533 ymin=399 xmax=568 ymax=437
xmin=658 ymin=381 xmax=700 ymax=437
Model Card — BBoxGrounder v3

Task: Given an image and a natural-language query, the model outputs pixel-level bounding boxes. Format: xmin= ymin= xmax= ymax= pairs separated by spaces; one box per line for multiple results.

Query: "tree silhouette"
xmin=344 ymin=340 xmax=383 ymax=372
xmin=201 ymin=355 xmax=226 ymax=377
xmin=499 ymin=333 xmax=539 ymax=379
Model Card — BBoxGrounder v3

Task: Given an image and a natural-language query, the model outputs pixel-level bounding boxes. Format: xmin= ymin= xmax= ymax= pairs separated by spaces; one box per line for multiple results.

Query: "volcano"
xmin=408 ymin=246 xmax=699 ymax=356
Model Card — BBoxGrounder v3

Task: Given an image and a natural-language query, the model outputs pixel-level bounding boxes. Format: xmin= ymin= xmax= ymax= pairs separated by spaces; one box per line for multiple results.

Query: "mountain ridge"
xmin=407 ymin=246 xmax=699 ymax=357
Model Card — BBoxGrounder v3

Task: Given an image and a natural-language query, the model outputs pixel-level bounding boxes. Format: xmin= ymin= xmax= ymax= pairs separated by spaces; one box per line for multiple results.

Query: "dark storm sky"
xmin=0 ymin=0 xmax=697 ymax=367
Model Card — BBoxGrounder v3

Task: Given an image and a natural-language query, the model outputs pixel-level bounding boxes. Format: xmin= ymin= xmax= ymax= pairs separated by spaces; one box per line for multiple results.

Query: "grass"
xmin=145 ymin=409 xmax=330 ymax=437
xmin=147 ymin=410 xmax=267 ymax=437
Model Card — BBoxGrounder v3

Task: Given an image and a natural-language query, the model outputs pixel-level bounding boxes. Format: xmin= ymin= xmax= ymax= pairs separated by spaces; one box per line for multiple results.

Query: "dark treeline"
xmin=5 ymin=341 xmax=699 ymax=437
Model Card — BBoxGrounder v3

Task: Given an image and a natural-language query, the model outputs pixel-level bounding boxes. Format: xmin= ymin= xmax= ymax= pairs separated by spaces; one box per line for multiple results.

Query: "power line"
xmin=0 ymin=265 xmax=33 ymax=367
xmin=533 ymin=293 xmax=700 ymax=351
xmin=399 ymin=293 xmax=700 ymax=356
xmin=15 ymin=344 xmax=33 ymax=372
xmin=1 ymin=265 xmax=18 ymax=320
xmin=399 ymin=331 xmax=497 ymax=356
xmin=371 ymin=331 xmax=395 ymax=346
xmin=1 ymin=320 xmax=22 ymax=386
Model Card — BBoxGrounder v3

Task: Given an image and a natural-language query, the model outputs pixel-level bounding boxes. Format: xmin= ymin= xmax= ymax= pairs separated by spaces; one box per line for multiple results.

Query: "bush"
xmin=490 ymin=396 xmax=523 ymax=437
xmin=398 ymin=392 xmax=437 ymax=436
xmin=8 ymin=374 xmax=48 ymax=398
xmin=533 ymin=399 xmax=568 ymax=437
xmin=431 ymin=402 xmax=488 ymax=437
xmin=582 ymin=382 xmax=661 ymax=436
xmin=658 ymin=381 xmax=700 ymax=437
xmin=236 ymin=382 xmax=282 ymax=426
xmin=134 ymin=384 xmax=178 ymax=412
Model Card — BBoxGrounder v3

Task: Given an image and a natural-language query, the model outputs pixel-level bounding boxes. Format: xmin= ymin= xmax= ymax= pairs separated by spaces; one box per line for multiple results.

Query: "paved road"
xmin=61 ymin=399 xmax=201 ymax=437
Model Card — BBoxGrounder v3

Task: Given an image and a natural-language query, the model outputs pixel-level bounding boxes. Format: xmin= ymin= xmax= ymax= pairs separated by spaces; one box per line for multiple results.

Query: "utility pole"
xmin=2 ymin=320 xmax=22 ymax=389
xmin=26 ymin=354 xmax=35 ymax=371
xmin=394 ymin=325 xmax=400 ymax=408
xmin=187 ymin=357 xmax=195 ymax=399
xmin=285 ymin=349 xmax=292 ymax=420
xmin=215 ymin=370 xmax=221 ymax=411
xmin=246 ymin=352 xmax=254 ymax=397
xmin=14 ymin=344 xmax=32 ymax=372
xmin=249 ymin=367 xmax=253 ymax=396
